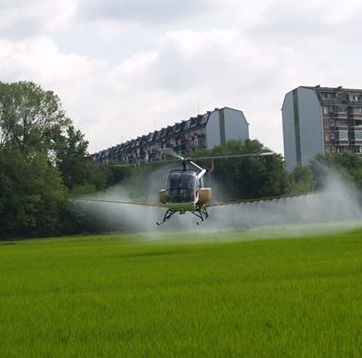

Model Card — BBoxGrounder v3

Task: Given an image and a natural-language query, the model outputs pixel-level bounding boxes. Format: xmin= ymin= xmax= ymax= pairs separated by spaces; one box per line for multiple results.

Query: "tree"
xmin=0 ymin=81 xmax=70 ymax=155
xmin=53 ymin=124 xmax=94 ymax=191
xmin=0 ymin=81 xmax=95 ymax=239
xmin=0 ymin=149 xmax=67 ymax=239
xmin=287 ymin=165 xmax=315 ymax=195
xmin=193 ymin=139 xmax=288 ymax=200
xmin=310 ymin=152 xmax=362 ymax=191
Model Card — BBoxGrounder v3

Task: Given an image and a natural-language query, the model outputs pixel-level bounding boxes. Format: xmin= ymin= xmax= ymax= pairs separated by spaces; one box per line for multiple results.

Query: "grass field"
xmin=0 ymin=227 xmax=361 ymax=357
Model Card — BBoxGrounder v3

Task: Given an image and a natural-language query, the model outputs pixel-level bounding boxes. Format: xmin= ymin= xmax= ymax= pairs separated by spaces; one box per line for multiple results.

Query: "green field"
xmin=0 ymin=228 xmax=361 ymax=357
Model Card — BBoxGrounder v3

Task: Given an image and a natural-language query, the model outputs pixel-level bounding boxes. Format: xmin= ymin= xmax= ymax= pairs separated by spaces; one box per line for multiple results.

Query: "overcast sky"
xmin=1 ymin=0 xmax=362 ymax=154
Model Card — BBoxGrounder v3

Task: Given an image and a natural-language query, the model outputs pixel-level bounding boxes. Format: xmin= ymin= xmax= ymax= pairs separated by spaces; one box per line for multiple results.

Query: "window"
xmin=190 ymin=118 xmax=197 ymax=128
xmin=325 ymin=133 xmax=330 ymax=141
xmin=165 ymin=171 xmax=197 ymax=203
xmin=349 ymin=94 xmax=362 ymax=102
xmin=166 ymin=126 xmax=173 ymax=136
xmin=354 ymin=131 xmax=362 ymax=140
xmin=337 ymin=130 xmax=348 ymax=140
xmin=334 ymin=106 xmax=347 ymax=113
xmin=200 ymin=114 xmax=208 ymax=125
xmin=184 ymin=120 xmax=191 ymax=130
xmin=321 ymin=92 xmax=336 ymax=99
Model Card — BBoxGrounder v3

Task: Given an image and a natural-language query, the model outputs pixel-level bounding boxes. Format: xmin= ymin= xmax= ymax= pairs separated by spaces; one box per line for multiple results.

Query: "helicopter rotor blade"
xmin=190 ymin=152 xmax=274 ymax=161
xmin=160 ymin=149 xmax=275 ymax=162
xmin=161 ymin=148 xmax=185 ymax=161
xmin=110 ymin=151 xmax=275 ymax=168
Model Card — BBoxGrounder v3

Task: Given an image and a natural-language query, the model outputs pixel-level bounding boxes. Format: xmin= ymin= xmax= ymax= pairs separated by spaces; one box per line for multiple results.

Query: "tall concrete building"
xmin=282 ymin=85 xmax=362 ymax=171
xmin=94 ymin=107 xmax=249 ymax=165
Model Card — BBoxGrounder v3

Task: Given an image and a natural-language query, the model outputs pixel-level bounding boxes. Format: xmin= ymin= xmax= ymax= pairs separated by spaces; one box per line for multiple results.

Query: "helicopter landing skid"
xmin=192 ymin=207 xmax=209 ymax=225
xmin=156 ymin=209 xmax=176 ymax=226
xmin=156 ymin=207 xmax=209 ymax=226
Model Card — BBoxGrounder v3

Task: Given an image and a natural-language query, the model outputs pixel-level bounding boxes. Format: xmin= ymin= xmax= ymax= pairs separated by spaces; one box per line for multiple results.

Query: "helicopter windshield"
xmin=165 ymin=171 xmax=197 ymax=203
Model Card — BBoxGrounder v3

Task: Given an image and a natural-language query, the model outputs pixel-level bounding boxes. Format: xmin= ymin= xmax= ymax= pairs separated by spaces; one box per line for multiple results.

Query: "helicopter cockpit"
xmin=165 ymin=170 xmax=198 ymax=203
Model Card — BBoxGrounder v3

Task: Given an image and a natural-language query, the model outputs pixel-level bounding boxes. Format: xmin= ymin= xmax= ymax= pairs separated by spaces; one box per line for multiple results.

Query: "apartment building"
xmin=93 ymin=107 xmax=249 ymax=165
xmin=282 ymin=85 xmax=362 ymax=171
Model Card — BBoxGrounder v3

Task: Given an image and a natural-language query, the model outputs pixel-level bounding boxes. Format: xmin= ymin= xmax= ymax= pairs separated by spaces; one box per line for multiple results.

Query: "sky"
xmin=1 ymin=0 xmax=362 ymax=155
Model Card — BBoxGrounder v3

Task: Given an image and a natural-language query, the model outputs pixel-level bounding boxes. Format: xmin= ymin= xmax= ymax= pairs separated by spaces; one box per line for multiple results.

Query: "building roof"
xmin=301 ymin=85 xmax=362 ymax=93
xmin=94 ymin=106 xmax=244 ymax=157
xmin=282 ymin=85 xmax=362 ymax=108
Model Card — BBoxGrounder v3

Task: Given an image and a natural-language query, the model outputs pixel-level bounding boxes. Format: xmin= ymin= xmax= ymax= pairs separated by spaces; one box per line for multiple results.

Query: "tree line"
xmin=0 ymin=81 xmax=108 ymax=239
xmin=1 ymin=81 xmax=362 ymax=239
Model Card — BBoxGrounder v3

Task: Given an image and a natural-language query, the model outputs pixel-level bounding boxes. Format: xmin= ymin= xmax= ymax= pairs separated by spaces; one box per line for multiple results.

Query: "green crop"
xmin=0 ymin=229 xmax=361 ymax=357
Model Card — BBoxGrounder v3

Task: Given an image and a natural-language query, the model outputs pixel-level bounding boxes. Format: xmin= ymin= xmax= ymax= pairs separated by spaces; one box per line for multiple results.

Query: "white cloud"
xmin=1 ymin=0 xmax=362 ymax=156
xmin=0 ymin=37 xmax=97 ymax=84
xmin=78 ymin=0 xmax=220 ymax=24
xmin=0 ymin=0 xmax=77 ymax=38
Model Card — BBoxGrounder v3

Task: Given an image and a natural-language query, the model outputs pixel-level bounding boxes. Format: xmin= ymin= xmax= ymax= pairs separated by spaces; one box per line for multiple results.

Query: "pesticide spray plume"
xmin=206 ymin=169 xmax=362 ymax=237
xmin=73 ymin=166 xmax=362 ymax=240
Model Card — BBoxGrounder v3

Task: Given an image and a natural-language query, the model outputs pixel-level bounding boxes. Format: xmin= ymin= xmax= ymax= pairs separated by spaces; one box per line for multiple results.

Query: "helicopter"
xmin=76 ymin=149 xmax=274 ymax=226
xmin=156 ymin=149 xmax=274 ymax=225
xmin=156 ymin=150 xmax=211 ymax=225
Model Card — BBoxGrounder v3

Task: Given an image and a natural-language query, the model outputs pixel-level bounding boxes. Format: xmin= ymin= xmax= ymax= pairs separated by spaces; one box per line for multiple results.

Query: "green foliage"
xmin=0 ymin=230 xmax=361 ymax=356
xmin=287 ymin=165 xmax=315 ymax=195
xmin=0 ymin=81 xmax=70 ymax=154
xmin=53 ymin=124 xmax=97 ymax=192
xmin=194 ymin=139 xmax=288 ymax=199
xmin=98 ymin=161 xmax=167 ymax=200
xmin=310 ymin=152 xmax=362 ymax=191
xmin=103 ymin=164 xmax=134 ymax=188
xmin=0 ymin=81 xmax=103 ymax=239
xmin=0 ymin=149 xmax=67 ymax=238
xmin=286 ymin=151 xmax=362 ymax=196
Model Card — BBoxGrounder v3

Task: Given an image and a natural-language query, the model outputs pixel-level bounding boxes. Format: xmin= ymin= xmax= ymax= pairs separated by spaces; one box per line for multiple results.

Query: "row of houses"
xmin=93 ymin=107 xmax=249 ymax=165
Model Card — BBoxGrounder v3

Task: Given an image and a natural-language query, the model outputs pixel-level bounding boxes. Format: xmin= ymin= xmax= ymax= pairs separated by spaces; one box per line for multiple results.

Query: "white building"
xmin=282 ymin=86 xmax=362 ymax=171
xmin=94 ymin=107 xmax=249 ymax=165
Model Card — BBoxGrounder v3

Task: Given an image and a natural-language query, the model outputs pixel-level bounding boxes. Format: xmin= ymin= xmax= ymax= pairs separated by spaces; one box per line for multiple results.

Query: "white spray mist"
xmin=75 ymin=169 xmax=362 ymax=238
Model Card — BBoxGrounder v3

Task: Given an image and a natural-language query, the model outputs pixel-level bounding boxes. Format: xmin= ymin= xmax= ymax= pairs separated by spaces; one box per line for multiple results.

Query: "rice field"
xmin=0 ymin=228 xmax=361 ymax=357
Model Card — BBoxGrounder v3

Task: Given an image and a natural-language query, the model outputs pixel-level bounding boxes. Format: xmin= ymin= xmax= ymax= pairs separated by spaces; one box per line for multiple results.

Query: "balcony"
xmin=334 ymin=124 xmax=348 ymax=130
xmin=350 ymin=128 xmax=362 ymax=143
xmin=333 ymin=129 xmax=348 ymax=143
xmin=349 ymin=112 xmax=362 ymax=120
xmin=333 ymin=112 xmax=348 ymax=119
